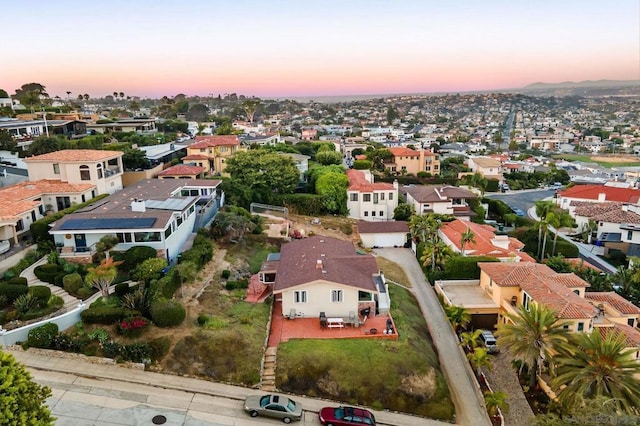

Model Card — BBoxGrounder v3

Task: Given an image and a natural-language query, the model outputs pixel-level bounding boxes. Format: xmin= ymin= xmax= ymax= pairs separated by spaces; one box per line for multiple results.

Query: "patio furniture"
xmin=287 ymin=309 xmax=296 ymax=320
xmin=348 ymin=311 xmax=357 ymax=326
xmin=319 ymin=312 xmax=327 ymax=328
xmin=327 ymin=317 xmax=344 ymax=328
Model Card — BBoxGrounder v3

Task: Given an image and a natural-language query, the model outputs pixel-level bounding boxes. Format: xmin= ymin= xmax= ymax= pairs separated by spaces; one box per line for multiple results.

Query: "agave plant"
xmin=13 ymin=293 xmax=40 ymax=314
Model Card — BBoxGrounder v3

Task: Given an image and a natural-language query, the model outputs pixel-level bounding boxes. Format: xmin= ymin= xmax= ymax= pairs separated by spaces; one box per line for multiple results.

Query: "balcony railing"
xmin=58 ymin=244 xmax=96 ymax=258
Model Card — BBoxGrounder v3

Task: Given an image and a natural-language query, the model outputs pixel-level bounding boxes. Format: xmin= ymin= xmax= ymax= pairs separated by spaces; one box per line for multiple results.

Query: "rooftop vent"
xmin=316 ymin=259 xmax=323 ymax=269
xmin=131 ymin=199 xmax=146 ymax=213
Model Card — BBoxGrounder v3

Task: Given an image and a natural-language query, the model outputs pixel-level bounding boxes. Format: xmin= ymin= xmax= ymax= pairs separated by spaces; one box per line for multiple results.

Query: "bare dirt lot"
xmin=591 ymin=155 xmax=639 ymax=163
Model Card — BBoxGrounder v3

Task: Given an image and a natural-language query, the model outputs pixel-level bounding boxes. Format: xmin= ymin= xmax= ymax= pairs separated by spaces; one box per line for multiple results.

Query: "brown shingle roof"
xmin=404 ymin=185 xmax=476 ymax=203
xmin=358 ymin=221 xmax=409 ymax=234
xmin=25 ymin=149 xmax=123 ymax=162
xmin=273 ymin=236 xmax=378 ymax=292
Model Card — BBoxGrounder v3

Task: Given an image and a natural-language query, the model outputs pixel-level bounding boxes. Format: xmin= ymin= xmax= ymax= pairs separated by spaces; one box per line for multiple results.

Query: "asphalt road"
xmin=485 ymin=189 xmax=557 ymax=217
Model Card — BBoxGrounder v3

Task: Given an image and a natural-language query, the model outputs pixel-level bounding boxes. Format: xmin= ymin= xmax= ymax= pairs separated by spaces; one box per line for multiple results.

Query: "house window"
xmin=134 ymin=232 xmax=161 ymax=242
xmin=294 ymin=290 xmax=307 ymax=303
xmin=53 ymin=163 xmax=60 ymax=174
xmin=563 ymin=324 xmax=569 ymax=330
xmin=389 ymin=192 xmax=393 ymax=200
xmin=522 ymin=292 xmax=531 ymax=312
xmin=164 ymin=227 xmax=172 ymax=239
xmin=628 ymin=318 xmax=635 ymax=327
xmin=117 ymin=232 xmax=133 ymax=243
xmin=350 ymin=193 xmax=358 ymax=202
xmin=16 ymin=219 xmax=24 ymax=232
xmin=363 ymin=194 xmax=371 ymax=202
xmin=79 ymin=165 xmax=90 ymax=181
xmin=373 ymin=193 xmax=378 ymax=204
xmin=380 ymin=211 xmax=384 ymax=216
xmin=577 ymin=322 xmax=584 ymax=332
xmin=380 ymin=193 xmax=385 ymax=201
xmin=628 ymin=230 xmax=633 ymax=240
xmin=364 ymin=211 xmax=368 ymax=216
xmin=372 ymin=211 xmax=376 ymax=217
xmin=97 ymin=164 xmax=103 ymax=179
xmin=331 ymin=289 xmax=343 ymax=303
xmin=573 ymin=289 xmax=580 ymax=295
xmin=219 ymin=147 xmax=228 ymax=153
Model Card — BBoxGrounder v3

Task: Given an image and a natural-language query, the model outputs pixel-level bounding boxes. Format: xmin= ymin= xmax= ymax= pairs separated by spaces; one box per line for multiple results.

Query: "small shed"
xmin=358 ymin=221 xmax=409 ymax=248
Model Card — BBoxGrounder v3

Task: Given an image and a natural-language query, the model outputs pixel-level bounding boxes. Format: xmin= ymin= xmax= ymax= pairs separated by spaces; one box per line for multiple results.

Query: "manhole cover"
xmin=152 ymin=415 xmax=167 ymax=425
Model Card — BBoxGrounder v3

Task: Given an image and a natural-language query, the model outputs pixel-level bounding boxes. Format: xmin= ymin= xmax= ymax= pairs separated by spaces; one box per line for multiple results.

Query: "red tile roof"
xmin=573 ymin=202 xmax=640 ymax=224
xmin=25 ymin=149 xmax=123 ymax=162
xmin=585 ymin=292 xmax=640 ymax=315
xmin=439 ymin=219 xmax=534 ymax=261
xmin=191 ymin=135 xmax=240 ymax=148
xmin=597 ymin=324 xmax=640 ymax=347
xmin=273 ymin=236 xmax=379 ymax=292
xmin=558 ymin=185 xmax=640 ymax=203
xmin=158 ymin=165 xmax=205 ymax=176
xmin=182 ymin=154 xmax=210 ymax=161
xmin=346 ymin=169 xmax=395 ymax=192
xmin=388 ymin=148 xmax=435 ymax=157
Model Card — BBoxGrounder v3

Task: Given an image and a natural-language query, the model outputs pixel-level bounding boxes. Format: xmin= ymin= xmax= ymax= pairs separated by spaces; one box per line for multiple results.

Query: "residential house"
xmin=301 ymin=129 xmax=317 ymax=140
xmin=438 ymin=219 xmax=535 ymax=262
xmin=268 ymin=236 xmax=390 ymax=319
xmin=241 ymin=133 xmax=281 ymax=147
xmin=467 ymin=156 xmax=503 ymax=181
xmin=24 ymin=149 xmax=124 ymax=196
xmin=49 ymin=179 xmax=223 ymax=264
xmin=86 ymin=118 xmax=157 ymax=134
xmin=346 ymin=169 xmax=398 ymax=221
xmin=0 ymin=119 xmax=87 ymax=145
xmin=557 ymin=184 xmax=640 ymax=212
xmin=358 ymin=221 xmax=409 ymax=248
xmin=279 ymin=153 xmax=310 ymax=183
xmin=385 ymin=147 xmax=440 ymax=176
xmin=573 ymin=202 xmax=640 ymax=256
xmin=401 ymin=185 xmax=477 ymax=221
xmin=157 ymin=164 xmax=205 ymax=179
xmin=182 ymin=135 xmax=245 ymax=175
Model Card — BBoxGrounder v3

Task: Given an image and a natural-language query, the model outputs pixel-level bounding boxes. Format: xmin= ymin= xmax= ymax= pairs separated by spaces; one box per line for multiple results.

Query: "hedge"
xmin=444 ymin=256 xmax=500 ymax=279
xmin=27 ymin=322 xmax=59 ymax=348
xmin=225 ymin=279 xmax=249 ymax=290
xmin=119 ymin=246 xmax=157 ymax=272
xmin=6 ymin=277 xmax=28 ymax=286
xmin=80 ymin=306 xmax=138 ymax=324
xmin=274 ymin=193 xmax=326 ymax=216
xmin=486 ymin=179 xmax=500 ymax=193
xmin=63 ymin=273 xmax=83 ymax=294
xmin=28 ymin=285 xmax=52 ymax=304
xmin=34 ymin=264 xmax=61 ymax=284
xmin=0 ymin=284 xmax=29 ymax=302
xmin=149 ymin=298 xmax=186 ymax=327
xmin=29 ymin=194 xmax=109 ymax=242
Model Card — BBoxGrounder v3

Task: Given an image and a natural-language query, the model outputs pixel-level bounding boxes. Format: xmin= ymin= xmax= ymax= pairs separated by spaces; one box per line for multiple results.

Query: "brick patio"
xmin=267 ymin=300 xmax=398 ymax=347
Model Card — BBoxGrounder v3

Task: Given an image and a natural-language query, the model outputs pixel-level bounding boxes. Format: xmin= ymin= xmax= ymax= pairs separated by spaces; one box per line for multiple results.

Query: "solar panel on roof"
xmin=59 ymin=217 xmax=156 ymax=230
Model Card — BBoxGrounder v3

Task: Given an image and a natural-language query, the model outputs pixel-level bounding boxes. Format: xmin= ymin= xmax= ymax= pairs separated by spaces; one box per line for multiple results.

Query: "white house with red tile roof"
xmin=346 ymin=169 xmax=398 ymax=221
xmin=438 ymin=219 xmax=535 ymax=262
xmin=24 ymin=149 xmax=124 ymax=195
xmin=557 ymin=184 xmax=640 ymax=211
xmin=268 ymin=236 xmax=389 ymax=319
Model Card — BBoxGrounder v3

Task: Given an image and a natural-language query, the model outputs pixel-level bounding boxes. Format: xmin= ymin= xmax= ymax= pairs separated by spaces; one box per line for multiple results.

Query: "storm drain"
xmin=152 ymin=415 xmax=167 ymax=424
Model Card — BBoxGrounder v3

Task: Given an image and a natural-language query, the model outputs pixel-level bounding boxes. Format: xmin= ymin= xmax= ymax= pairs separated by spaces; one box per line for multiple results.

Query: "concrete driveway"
xmin=374 ymin=248 xmax=491 ymax=426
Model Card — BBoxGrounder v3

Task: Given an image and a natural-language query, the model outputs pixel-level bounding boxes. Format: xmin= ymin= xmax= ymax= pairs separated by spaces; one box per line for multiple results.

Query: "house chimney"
xmin=316 ymin=259 xmax=323 ymax=269
xmin=131 ymin=199 xmax=146 ymax=212
xmin=597 ymin=193 xmax=606 ymax=202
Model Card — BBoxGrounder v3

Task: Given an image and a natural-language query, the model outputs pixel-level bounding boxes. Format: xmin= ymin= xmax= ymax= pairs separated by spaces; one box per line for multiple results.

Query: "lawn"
xmin=375 ymin=256 xmax=412 ymax=288
xmin=552 ymin=154 xmax=640 ymax=167
xmin=275 ymin=285 xmax=455 ymax=421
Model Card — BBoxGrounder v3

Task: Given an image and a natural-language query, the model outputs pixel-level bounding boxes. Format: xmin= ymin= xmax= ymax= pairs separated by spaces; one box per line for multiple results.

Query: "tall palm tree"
xmin=83 ymin=94 xmax=89 ymax=101
xmin=113 ymin=91 xmax=118 ymax=101
xmin=460 ymin=227 xmax=476 ymax=256
xmin=467 ymin=347 xmax=493 ymax=377
xmin=552 ymin=330 xmax=640 ymax=414
xmin=496 ymin=304 xmax=571 ymax=388
xmin=420 ymin=239 xmax=452 ymax=271
xmin=534 ymin=200 xmax=554 ymax=259
xmin=547 ymin=210 xmax=574 ymax=256
xmin=119 ymin=92 xmax=125 ymax=100
xmin=66 ymin=91 xmax=71 ymax=101
xmin=445 ymin=305 xmax=471 ymax=332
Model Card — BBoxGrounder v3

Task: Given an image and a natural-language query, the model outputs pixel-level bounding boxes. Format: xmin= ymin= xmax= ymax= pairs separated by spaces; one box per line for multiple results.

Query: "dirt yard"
xmin=591 ymin=155 xmax=639 ymax=163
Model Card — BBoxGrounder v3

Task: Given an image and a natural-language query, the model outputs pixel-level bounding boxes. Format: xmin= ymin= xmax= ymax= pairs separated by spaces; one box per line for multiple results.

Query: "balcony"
xmin=58 ymin=244 xmax=96 ymax=259
xmin=105 ymin=167 xmax=121 ymax=178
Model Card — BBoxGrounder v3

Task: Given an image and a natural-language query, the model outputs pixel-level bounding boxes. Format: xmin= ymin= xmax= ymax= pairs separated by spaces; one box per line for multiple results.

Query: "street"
xmin=485 ymin=188 xmax=557 ymax=217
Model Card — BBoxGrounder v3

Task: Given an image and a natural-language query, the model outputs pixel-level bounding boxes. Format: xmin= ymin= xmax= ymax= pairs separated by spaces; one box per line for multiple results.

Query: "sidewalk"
xmin=7 ymin=347 xmax=444 ymax=426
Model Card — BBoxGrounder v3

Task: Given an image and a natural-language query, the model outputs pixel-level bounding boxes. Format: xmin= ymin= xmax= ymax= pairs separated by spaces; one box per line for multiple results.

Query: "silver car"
xmin=244 ymin=394 xmax=303 ymax=423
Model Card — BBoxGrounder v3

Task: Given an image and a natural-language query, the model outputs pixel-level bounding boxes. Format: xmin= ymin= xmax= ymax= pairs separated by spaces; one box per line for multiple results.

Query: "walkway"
xmin=20 ymin=256 xmax=82 ymax=312
xmin=7 ymin=347 xmax=446 ymax=426
xmin=373 ymin=248 xmax=491 ymax=426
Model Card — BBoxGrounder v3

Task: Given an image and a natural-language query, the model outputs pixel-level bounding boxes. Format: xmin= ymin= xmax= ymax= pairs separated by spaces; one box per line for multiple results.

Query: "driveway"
xmin=374 ymin=248 xmax=491 ymax=426
xmin=485 ymin=189 xmax=556 ymax=215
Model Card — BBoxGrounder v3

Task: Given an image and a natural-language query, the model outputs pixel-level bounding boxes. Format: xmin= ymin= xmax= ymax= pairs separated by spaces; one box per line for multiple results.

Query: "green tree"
xmin=133 ymin=257 xmax=168 ymax=286
xmin=85 ymin=257 xmax=123 ymax=299
xmin=186 ymin=104 xmax=210 ymax=122
xmin=444 ymin=305 xmax=471 ymax=331
xmin=552 ymin=331 xmax=640 ymax=414
xmin=0 ymin=89 xmax=8 ymax=98
xmin=386 ymin=105 xmax=398 ymax=124
xmin=547 ymin=210 xmax=574 ymax=256
xmin=393 ymin=203 xmax=414 ymax=221
xmin=175 ymin=260 xmax=198 ymax=298
xmin=122 ymin=148 xmax=150 ymax=171
xmin=242 ymin=99 xmax=260 ymax=123
xmin=28 ymin=136 xmax=68 ymax=156
xmin=13 ymin=82 xmax=48 ymax=110
xmin=0 ymin=350 xmax=55 ymax=425
xmin=484 ymin=391 xmax=509 ymax=420
xmin=210 ymin=207 xmax=256 ymax=243
xmin=534 ymin=200 xmax=554 ymax=260
xmin=0 ymin=129 xmax=17 ymax=152
xmin=496 ymin=304 xmax=571 ymax=388
xmin=460 ymin=329 xmax=483 ymax=351
xmin=316 ymin=171 xmax=348 ymax=214
xmin=315 ymin=150 xmax=342 ymax=166
xmin=460 ymin=227 xmax=476 ymax=256
xmin=467 ymin=347 xmax=493 ymax=377
xmin=532 ymin=395 xmax=640 ymax=425
xmin=493 ymin=133 xmax=504 ymax=152
xmin=508 ymin=139 xmax=518 ymax=151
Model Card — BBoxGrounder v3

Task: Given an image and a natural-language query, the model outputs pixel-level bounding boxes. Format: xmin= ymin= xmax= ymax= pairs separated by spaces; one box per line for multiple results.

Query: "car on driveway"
xmin=479 ymin=330 xmax=499 ymax=354
xmin=243 ymin=394 xmax=302 ymax=423
xmin=319 ymin=406 xmax=377 ymax=426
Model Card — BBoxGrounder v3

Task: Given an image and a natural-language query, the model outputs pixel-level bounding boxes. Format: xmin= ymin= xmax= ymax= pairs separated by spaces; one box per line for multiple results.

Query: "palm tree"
xmin=113 ymin=91 xmax=118 ymax=101
xmin=547 ymin=210 xmax=574 ymax=257
xmin=496 ymin=304 xmax=571 ymax=388
xmin=420 ymin=239 xmax=452 ymax=271
xmin=66 ymin=91 xmax=71 ymax=101
xmin=552 ymin=330 xmax=640 ymax=414
xmin=77 ymin=94 xmax=83 ymax=101
xmin=460 ymin=227 xmax=476 ymax=256
xmin=119 ymin=92 xmax=125 ymax=100
xmin=534 ymin=200 xmax=554 ymax=259
xmin=467 ymin=347 xmax=493 ymax=377
xmin=445 ymin=305 xmax=471 ymax=332
xmin=460 ymin=329 xmax=483 ymax=352
xmin=85 ymin=257 xmax=123 ymax=300
xmin=83 ymin=94 xmax=89 ymax=101
xmin=484 ymin=391 xmax=509 ymax=419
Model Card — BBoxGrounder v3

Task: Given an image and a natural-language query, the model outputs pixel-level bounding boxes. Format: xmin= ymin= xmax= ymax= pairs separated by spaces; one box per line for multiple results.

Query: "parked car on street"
xmin=319 ymin=406 xmax=377 ymax=426
xmin=243 ymin=394 xmax=303 ymax=423
xmin=479 ymin=330 xmax=499 ymax=353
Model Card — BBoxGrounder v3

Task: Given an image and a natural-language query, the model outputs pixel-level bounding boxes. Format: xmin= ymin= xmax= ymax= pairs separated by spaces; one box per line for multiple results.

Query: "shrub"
xmin=149 ymin=298 xmax=186 ymax=327
xmin=101 ymin=340 xmax=121 ymax=359
xmin=27 ymin=322 xmax=59 ymax=348
xmin=52 ymin=333 xmax=86 ymax=353
xmin=353 ymin=159 xmax=372 ymax=170
xmin=34 ymin=263 xmax=61 ymax=284
xmin=114 ymin=282 xmax=130 ymax=298
xmin=63 ymin=273 xmax=83 ymax=294
xmin=80 ymin=306 xmax=136 ymax=324
xmin=120 ymin=342 xmax=151 ymax=363
xmin=0 ymin=283 xmax=29 ymax=302
xmin=7 ymin=277 xmax=28 ymax=286
xmin=197 ymin=314 xmax=210 ymax=326
xmin=77 ymin=286 xmax=94 ymax=299
xmin=221 ymin=270 xmax=231 ymax=279
xmin=225 ymin=279 xmax=249 ymax=290
xmin=29 ymin=285 xmax=52 ymax=305
xmin=122 ymin=246 xmax=158 ymax=271
xmin=14 ymin=293 xmax=41 ymax=314
xmin=444 ymin=256 xmax=500 ymax=279
xmin=116 ymin=316 xmax=149 ymax=338
xmin=147 ymin=337 xmax=171 ymax=361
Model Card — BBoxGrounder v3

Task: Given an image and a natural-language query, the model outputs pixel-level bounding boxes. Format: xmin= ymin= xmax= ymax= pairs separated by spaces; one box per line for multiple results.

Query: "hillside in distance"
xmin=518 ymin=79 xmax=640 ymax=97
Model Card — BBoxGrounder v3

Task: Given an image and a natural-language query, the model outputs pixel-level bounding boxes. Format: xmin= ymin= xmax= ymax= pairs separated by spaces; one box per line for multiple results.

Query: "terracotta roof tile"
xmin=158 ymin=165 xmax=205 ymax=176
xmin=585 ymin=292 xmax=640 ymax=315
xmin=597 ymin=324 xmax=640 ymax=347
xmin=273 ymin=236 xmax=379 ymax=292
xmin=192 ymin=135 xmax=240 ymax=148
xmin=346 ymin=169 xmax=394 ymax=192
xmin=25 ymin=149 xmax=123 ymax=162
xmin=182 ymin=154 xmax=210 ymax=160
xmin=558 ymin=185 xmax=640 ymax=203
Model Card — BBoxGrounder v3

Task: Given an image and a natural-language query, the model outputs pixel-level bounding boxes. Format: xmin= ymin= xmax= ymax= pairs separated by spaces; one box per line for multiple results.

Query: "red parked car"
xmin=319 ymin=406 xmax=376 ymax=426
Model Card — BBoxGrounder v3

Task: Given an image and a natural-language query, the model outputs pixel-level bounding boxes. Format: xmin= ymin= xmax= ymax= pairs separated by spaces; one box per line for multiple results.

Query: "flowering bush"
xmin=116 ymin=316 xmax=148 ymax=338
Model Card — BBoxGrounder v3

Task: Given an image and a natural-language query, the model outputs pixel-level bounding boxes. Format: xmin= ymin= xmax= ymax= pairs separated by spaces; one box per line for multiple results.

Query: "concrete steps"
xmin=20 ymin=256 xmax=82 ymax=312
xmin=260 ymin=346 xmax=278 ymax=391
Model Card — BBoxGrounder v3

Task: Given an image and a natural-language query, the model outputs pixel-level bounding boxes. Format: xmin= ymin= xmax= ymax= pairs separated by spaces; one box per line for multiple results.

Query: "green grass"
xmin=276 ymin=285 xmax=455 ymax=421
xmin=552 ymin=154 xmax=640 ymax=168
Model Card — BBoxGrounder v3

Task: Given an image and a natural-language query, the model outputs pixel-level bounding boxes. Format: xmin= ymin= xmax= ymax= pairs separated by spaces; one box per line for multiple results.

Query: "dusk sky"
xmin=4 ymin=0 xmax=639 ymax=99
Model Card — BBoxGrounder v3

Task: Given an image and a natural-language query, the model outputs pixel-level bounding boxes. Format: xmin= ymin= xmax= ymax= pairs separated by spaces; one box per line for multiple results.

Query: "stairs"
xmin=20 ymin=257 xmax=82 ymax=312
xmin=260 ymin=346 xmax=277 ymax=391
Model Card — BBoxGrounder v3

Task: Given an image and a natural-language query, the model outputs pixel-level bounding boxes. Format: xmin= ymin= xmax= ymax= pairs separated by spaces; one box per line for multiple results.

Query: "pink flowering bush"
xmin=116 ymin=316 xmax=148 ymax=338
